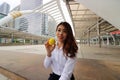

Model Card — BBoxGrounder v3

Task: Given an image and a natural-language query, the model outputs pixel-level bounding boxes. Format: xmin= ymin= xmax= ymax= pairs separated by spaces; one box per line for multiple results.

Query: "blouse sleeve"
xmin=44 ymin=56 xmax=52 ymax=68
xmin=59 ymin=57 xmax=77 ymax=80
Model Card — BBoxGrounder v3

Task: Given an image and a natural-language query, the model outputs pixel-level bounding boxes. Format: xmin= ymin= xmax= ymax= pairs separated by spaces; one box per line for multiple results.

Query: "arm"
xmin=44 ymin=39 xmax=55 ymax=68
xmin=44 ymin=56 xmax=52 ymax=68
xmin=59 ymin=57 xmax=77 ymax=80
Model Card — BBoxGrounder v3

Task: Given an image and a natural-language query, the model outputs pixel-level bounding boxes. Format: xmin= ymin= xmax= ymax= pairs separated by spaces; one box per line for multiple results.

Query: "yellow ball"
xmin=49 ymin=38 xmax=55 ymax=45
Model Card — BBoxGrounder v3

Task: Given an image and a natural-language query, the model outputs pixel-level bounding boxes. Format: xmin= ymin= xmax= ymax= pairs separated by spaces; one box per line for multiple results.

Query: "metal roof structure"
xmin=0 ymin=0 xmax=66 ymax=40
xmin=66 ymin=0 xmax=118 ymax=40
xmin=0 ymin=0 xmax=119 ymax=41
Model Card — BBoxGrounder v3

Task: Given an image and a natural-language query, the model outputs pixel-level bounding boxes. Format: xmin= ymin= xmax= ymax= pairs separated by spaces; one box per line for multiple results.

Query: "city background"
xmin=0 ymin=0 xmax=57 ymax=45
xmin=0 ymin=0 xmax=120 ymax=80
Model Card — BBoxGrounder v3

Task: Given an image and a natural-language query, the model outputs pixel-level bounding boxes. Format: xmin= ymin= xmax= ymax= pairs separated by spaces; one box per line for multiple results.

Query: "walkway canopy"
xmin=66 ymin=0 xmax=119 ymax=40
xmin=0 ymin=0 xmax=68 ymax=40
xmin=0 ymin=0 xmax=120 ymax=41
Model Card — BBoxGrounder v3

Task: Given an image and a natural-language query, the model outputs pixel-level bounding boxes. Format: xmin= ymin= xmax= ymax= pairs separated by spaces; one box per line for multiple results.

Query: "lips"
xmin=58 ymin=36 xmax=64 ymax=40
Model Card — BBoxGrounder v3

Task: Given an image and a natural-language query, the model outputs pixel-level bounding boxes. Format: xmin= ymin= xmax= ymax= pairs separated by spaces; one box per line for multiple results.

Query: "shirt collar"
xmin=56 ymin=43 xmax=63 ymax=50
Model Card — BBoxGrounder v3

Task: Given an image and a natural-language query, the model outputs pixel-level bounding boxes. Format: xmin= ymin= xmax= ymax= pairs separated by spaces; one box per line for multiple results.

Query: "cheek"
xmin=63 ymin=33 xmax=67 ymax=39
xmin=56 ymin=32 xmax=58 ymax=36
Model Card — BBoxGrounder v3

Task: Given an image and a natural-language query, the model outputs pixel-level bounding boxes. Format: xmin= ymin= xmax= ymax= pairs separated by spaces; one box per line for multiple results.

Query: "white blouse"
xmin=44 ymin=46 xmax=77 ymax=80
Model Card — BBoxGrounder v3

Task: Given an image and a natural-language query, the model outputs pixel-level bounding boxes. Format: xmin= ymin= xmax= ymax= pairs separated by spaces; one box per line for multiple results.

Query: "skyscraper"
xmin=0 ymin=2 xmax=10 ymax=15
xmin=15 ymin=17 xmax=28 ymax=32
xmin=47 ymin=17 xmax=56 ymax=37
xmin=20 ymin=0 xmax=48 ymax=35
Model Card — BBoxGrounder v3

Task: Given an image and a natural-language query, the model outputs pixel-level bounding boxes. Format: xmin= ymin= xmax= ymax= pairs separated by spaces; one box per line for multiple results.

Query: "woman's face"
xmin=56 ymin=25 xmax=67 ymax=43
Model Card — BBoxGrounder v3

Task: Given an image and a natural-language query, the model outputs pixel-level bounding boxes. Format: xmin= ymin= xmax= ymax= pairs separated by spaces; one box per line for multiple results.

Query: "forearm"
xmin=44 ymin=56 xmax=52 ymax=68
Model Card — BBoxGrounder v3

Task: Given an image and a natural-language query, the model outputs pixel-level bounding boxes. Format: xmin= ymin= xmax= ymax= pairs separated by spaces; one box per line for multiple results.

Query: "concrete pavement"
xmin=0 ymin=44 xmax=120 ymax=80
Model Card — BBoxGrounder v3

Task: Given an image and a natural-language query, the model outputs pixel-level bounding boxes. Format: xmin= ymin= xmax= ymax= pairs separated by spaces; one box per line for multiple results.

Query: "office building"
xmin=0 ymin=2 xmax=10 ymax=15
xmin=20 ymin=0 xmax=48 ymax=36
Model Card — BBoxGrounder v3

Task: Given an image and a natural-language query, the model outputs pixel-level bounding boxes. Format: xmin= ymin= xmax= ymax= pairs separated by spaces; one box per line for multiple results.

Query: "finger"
xmin=51 ymin=43 xmax=56 ymax=51
xmin=45 ymin=40 xmax=52 ymax=48
xmin=53 ymin=43 xmax=56 ymax=48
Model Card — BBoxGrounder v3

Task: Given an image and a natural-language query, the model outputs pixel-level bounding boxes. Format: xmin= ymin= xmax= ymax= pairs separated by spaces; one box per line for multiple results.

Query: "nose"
xmin=59 ymin=31 xmax=63 ymax=34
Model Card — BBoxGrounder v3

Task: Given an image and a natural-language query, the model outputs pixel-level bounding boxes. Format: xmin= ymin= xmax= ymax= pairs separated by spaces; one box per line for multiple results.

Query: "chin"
xmin=58 ymin=39 xmax=63 ymax=42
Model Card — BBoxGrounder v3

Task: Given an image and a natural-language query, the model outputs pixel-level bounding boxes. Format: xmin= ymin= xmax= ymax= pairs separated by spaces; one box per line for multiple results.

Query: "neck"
xmin=57 ymin=41 xmax=64 ymax=48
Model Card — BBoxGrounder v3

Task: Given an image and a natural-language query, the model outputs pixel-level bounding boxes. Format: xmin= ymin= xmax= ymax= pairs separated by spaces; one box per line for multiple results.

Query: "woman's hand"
xmin=44 ymin=39 xmax=56 ymax=57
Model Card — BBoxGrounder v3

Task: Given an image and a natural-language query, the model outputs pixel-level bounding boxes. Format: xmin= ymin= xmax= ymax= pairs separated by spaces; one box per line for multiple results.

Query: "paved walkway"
xmin=0 ymin=74 xmax=11 ymax=80
xmin=0 ymin=44 xmax=120 ymax=80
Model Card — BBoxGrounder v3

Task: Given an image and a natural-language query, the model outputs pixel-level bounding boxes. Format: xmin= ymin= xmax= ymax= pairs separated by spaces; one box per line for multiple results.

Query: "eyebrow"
xmin=58 ymin=28 xmax=67 ymax=31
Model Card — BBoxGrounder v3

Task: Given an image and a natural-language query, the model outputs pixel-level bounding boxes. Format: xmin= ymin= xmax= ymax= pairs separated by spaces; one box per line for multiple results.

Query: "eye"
xmin=57 ymin=29 xmax=61 ymax=32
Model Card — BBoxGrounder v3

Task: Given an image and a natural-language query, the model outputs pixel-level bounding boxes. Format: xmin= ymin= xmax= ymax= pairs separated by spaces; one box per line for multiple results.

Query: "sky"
xmin=0 ymin=0 xmax=51 ymax=10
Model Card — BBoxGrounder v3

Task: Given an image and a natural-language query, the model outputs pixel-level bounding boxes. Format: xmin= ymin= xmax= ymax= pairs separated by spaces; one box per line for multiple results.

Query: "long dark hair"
xmin=56 ymin=22 xmax=78 ymax=58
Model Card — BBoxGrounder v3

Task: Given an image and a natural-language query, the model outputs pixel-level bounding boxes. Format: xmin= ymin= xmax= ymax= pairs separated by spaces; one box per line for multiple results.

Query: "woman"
xmin=44 ymin=22 xmax=78 ymax=80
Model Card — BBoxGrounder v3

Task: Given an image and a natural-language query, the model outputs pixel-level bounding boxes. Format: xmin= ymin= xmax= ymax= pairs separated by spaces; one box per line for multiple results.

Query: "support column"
xmin=110 ymin=34 xmax=116 ymax=45
xmin=11 ymin=33 xmax=14 ymax=43
xmin=88 ymin=28 xmax=90 ymax=46
xmin=106 ymin=33 xmax=110 ymax=45
xmin=97 ymin=19 xmax=101 ymax=48
xmin=23 ymin=39 xmax=25 ymax=44
xmin=101 ymin=36 xmax=105 ymax=45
